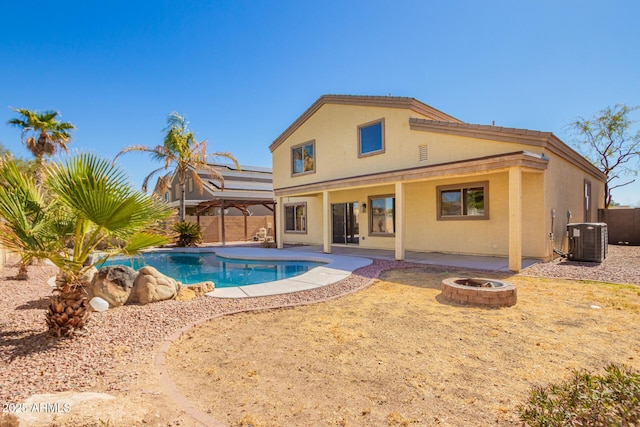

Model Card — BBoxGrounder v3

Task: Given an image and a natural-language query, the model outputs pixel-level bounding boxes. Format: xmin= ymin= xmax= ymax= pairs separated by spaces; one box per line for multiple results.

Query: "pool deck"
xmin=205 ymin=247 xmax=373 ymax=298
xmin=196 ymin=245 xmax=539 ymax=299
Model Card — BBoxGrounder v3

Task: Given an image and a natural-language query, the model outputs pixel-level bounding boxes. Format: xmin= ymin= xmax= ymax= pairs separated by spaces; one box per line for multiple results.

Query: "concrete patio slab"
xmin=288 ymin=245 xmax=539 ymax=271
xmin=206 ymin=248 xmax=372 ymax=298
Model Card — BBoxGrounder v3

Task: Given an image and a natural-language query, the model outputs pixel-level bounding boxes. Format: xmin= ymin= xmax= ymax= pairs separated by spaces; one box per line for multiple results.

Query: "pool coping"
xmin=140 ymin=247 xmax=373 ymax=298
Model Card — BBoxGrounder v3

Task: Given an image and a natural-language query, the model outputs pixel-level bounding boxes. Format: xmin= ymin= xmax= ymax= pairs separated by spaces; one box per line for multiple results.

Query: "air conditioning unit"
xmin=567 ymin=223 xmax=608 ymax=262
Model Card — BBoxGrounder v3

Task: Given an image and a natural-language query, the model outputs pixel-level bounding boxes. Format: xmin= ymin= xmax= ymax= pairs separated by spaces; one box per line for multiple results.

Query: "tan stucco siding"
xmin=521 ymin=172 xmax=547 ymax=258
xmin=272 ymin=103 xmax=548 ymax=192
xmin=273 ymin=104 xmax=436 ymax=189
xmin=414 ymin=132 xmax=536 ymax=164
xmin=543 ymin=151 xmax=606 ymax=253
xmin=403 ymin=173 xmax=544 ymax=258
xmin=281 ymin=195 xmax=324 ymax=245
xmin=404 ymin=174 xmax=508 ymax=256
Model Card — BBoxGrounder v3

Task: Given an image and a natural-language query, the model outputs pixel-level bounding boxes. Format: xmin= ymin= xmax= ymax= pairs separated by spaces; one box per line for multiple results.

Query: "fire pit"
xmin=441 ymin=277 xmax=517 ymax=307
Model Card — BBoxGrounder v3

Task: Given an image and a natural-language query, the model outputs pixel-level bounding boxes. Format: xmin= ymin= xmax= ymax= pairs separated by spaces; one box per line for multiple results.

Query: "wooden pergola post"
xmin=220 ymin=201 xmax=226 ymax=245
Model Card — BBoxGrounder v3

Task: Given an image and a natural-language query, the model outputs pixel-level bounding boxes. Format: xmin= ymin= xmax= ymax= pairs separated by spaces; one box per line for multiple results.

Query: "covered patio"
xmin=274 ymin=151 xmax=549 ymax=272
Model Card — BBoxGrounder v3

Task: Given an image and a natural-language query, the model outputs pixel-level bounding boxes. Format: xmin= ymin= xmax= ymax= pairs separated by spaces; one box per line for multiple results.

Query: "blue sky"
xmin=1 ymin=1 xmax=638 ymax=205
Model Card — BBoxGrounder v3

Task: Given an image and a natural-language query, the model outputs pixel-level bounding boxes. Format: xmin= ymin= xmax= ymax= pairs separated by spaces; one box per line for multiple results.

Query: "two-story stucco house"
xmin=269 ymin=95 xmax=606 ymax=271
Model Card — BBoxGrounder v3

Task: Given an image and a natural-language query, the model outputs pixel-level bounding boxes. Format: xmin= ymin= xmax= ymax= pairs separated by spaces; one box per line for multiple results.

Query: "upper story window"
xmin=291 ymin=140 xmax=315 ymax=176
xmin=358 ymin=119 xmax=385 ymax=157
xmin=437 ymin=181 xmax=489 ymax=220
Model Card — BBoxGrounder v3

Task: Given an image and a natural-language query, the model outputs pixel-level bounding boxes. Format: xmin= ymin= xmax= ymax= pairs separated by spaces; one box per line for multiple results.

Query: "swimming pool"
xmin=100 ymin=251 xmax=326 ymax=288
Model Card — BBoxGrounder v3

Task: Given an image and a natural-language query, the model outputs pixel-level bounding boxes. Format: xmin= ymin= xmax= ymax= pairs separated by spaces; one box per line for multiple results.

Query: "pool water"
xmin=99 ymin=252 xmax=325 ymax=288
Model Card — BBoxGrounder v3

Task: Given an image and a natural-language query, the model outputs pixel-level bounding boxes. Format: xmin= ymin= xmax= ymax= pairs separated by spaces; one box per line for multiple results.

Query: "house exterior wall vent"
xmin=419 ymin=144 xmax=428 ymax=162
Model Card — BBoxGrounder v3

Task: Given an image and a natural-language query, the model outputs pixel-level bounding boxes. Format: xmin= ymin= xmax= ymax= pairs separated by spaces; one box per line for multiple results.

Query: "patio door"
xmin=332 ymin=202 xmax=359 ymax=244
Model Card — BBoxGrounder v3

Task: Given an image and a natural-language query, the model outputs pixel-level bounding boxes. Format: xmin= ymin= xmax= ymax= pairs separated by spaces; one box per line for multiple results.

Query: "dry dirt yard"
xmin=166 ymin=267 xmax=640 ymax=427
xmin=2 ymin=246 xmax=639 ymax=427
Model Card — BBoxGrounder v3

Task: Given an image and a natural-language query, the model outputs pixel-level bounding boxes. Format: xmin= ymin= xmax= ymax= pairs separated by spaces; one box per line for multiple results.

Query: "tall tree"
xmin=570 ymin=104 xmax=640 ymax=207
xmin=115 ymin=112 xmax=239 ymax=221
xmin=0 ymin=154 xmax=172 ymax=337
xmin=7 ymin=108 xmax=75 ymax=188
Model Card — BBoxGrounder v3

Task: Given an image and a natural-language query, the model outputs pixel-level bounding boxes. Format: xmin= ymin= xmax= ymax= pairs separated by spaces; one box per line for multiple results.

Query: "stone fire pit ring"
xmin=441 ymin=277 xmax=517 ymax=307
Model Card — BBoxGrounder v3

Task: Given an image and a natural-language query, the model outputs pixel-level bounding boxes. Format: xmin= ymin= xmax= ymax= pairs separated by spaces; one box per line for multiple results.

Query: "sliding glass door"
xmin=332 ymin=202 xmax=359 ymax=244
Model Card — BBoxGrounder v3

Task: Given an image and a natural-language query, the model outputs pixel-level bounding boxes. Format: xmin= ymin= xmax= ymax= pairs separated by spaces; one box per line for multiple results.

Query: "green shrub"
xmin=518 ymin=363 xmax=640 ymax=427
xmin=172 ymin=221 xmax=202 ymax=247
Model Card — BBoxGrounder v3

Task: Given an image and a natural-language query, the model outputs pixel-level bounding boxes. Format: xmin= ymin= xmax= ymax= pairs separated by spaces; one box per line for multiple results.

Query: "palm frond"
xmin=152 ymin=173 xmax=173 ymax=194
xmin=206 ymin=151 xmax=241 ymax=169
xmin=48 ymin=154 xmax=171 ymax=234
xmin=190 ymin=168 xmax=205 ymax=194
xmin=164 ymin=112 xmax=189 ymax=133
xmin=120 ymin=231 xmax=170 ymax=256
xmin=198 ymin=163 xmax=226 ymax=190
xmin=7 ymin=118 xmax=29 ymax=128
xmin=114 ymin=144 xmax=162 ymax=162
xmin=141 ymin=166 xmax=173 ymax=192
xmin=0 ymin=158 xmax=57 ymax=261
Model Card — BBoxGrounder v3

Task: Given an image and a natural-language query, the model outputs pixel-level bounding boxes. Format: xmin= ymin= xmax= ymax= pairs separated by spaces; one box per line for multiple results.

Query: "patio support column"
xmin=509 ymin=167 xmax=523 ymax=272
xmin=323 ymin=190 xmax=331 ymax=253
xmin=276 ymin=196 xmax=284 ymax=249
xmin=395 ymin=182 xmax=405 ymax=261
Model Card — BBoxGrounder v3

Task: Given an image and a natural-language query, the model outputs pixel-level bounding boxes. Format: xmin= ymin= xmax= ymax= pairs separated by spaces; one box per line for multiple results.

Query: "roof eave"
xmin=409 ymin=119 xmax=607 ymax=182
xmin=274 ymin=151 xmax=549 ymax=197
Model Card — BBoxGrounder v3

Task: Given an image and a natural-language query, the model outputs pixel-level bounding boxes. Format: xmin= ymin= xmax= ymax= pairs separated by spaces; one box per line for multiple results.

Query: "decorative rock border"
xmin=441 ymin=277 xmax=517 ymax=307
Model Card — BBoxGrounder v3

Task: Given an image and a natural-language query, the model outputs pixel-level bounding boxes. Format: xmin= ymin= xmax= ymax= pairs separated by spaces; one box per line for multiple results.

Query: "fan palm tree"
xmin=0 ymin=153 xmax=172 ymax=337
xmin=115 ymin=112 xmax=239 ymax=221
xmin=0 ymin=156 xmax=52 ymax=280
xmin=7 ymin=108 xmax=75 ymax=189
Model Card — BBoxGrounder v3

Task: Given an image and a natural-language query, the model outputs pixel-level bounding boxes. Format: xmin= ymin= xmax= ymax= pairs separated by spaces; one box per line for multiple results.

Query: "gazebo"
xmin=194 ymin=198 xmax=276 ymax=245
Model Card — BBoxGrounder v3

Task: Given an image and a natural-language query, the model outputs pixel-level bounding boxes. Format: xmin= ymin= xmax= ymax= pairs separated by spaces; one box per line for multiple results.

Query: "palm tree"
xmin=115 ymin=112 xmax=239 ymax=221
xmin=0 ymin=153 xmax=172 ymax=337
xmin=7 ymin=108 xmax=75 ymax=189
xmin=0 ymin=155 xmax=52 ymax=280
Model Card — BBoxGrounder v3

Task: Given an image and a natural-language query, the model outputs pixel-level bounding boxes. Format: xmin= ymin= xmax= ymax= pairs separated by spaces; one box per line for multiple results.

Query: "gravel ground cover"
xmin=520 ymin=244 xmax=640 ymax=285
xmin=0 ymin=245 xmax=638 ymax=425
xmin=0 ymin=258 xmax=394 ymax=405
